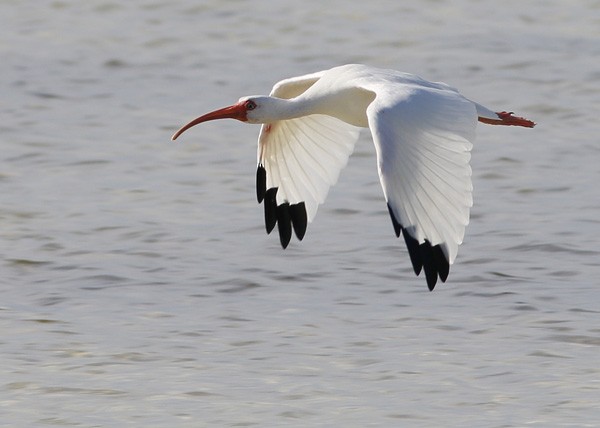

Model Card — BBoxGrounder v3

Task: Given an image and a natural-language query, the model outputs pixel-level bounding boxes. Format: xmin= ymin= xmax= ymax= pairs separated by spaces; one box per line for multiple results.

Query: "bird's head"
xmin=172 ymin=96 xmax=273 ymax=140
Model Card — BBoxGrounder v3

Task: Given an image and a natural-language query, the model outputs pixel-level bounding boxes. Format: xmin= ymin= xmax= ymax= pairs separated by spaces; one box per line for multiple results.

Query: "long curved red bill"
xmin=172 ymin=103 xmax=247 ymax=140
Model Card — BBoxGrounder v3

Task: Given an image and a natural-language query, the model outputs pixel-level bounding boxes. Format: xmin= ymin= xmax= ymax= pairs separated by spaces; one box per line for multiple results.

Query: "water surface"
xmin=1 ymin=1 xmax=599 ymax=426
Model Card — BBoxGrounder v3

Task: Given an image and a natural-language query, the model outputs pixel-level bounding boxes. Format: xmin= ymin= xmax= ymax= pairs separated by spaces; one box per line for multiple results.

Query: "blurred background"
xmin=1 ymin=1 xmax=599 ymax=426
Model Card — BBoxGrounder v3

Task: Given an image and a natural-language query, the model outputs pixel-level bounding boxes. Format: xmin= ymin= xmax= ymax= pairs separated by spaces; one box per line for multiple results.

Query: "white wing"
xmin=267 ymin=71 xmax=324 ymax=99
xmin=256 ymin=72 xmax=361 ymax=248
xmin=367 ymin=85 xmax=477 ymax=290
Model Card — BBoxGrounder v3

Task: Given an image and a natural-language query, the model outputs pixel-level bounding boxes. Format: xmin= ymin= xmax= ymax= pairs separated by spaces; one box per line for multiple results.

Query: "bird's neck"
xmin=266 ymin=96 xmax=322 ymax=121
xmin=267 ymin=90 xmax=372 ymax=128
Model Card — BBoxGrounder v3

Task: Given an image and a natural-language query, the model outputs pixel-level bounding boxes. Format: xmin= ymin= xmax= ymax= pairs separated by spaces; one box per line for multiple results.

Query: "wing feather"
xmin=259 ymin=115 xmax=360 ymax=225
xmin=257 ymin=73 xmax=360 ymax=247
xmin=269 ymin=71 xmax=325 ymax=98
xmin=367 ymin=85 xmax=477 ymax=288
xmin=401 ymin=141 xmax=471 ymax=233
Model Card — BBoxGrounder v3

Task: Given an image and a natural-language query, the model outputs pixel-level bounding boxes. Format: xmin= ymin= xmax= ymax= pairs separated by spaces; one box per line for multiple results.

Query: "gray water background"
xmin=1 ymin=1 xmax=600 ymax=426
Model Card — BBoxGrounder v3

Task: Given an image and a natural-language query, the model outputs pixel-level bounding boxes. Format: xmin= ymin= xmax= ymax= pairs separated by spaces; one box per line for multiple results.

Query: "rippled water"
xmin=2 ymin=1 xmax=599 ymax=426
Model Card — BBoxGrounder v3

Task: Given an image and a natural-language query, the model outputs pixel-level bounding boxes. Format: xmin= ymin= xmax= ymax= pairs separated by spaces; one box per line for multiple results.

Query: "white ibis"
xmin=172 ymin=64 xmax=535 ymax=290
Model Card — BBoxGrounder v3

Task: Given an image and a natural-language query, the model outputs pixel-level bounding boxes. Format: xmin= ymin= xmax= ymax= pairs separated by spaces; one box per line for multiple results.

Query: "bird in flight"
xmin=172 ymin=64 xmax=535 ymax=290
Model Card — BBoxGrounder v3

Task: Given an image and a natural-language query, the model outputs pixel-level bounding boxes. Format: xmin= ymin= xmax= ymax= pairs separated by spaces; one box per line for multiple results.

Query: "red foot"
xmin=479 ymin=111 xmax=536 ymax=128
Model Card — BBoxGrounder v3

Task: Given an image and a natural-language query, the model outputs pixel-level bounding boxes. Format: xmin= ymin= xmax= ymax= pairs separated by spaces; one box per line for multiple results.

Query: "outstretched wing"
xmin=256 ymin=72 xmax=361 ymax=248
xmin=367 ymin=85 xmax=477 ymax=290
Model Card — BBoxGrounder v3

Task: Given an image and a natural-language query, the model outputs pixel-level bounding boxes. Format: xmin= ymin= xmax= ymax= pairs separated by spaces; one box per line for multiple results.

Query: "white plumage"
xmin=258 ymin=113 xmax=360 ymax=222
xmin=172 ymin=64 xmax=535 ymax=290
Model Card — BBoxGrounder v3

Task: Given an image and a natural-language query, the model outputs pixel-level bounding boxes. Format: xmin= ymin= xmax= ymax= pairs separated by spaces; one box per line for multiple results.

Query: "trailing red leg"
xmin=478 ymin=111 xmax=536 ymax=128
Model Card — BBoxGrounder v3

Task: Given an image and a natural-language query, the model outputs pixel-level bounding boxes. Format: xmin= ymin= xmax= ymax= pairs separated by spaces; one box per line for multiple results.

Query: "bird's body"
xmin=173 ymin=64 xmax=535 ymax=290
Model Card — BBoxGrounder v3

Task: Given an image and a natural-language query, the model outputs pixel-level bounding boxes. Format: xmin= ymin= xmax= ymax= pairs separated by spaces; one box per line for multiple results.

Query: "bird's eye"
xmin=245 ymin=100 xmax=257 ymax=110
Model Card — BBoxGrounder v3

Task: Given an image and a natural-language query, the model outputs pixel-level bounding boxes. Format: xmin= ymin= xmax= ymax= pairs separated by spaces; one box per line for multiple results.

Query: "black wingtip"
xmin=277 ymin=203 xmax=292 ymax=249
xmin=419 ymin=242 xmax=438 ymax=291
xmin=289 ymin=202 xmax=307 ymax=240
xmin=257 ymin=167 xmax=309 ymax=248
xmin=401 ymin=229 xmax=423 ymax=276
xmin=264 ymin=187 xmax=278 ymax=234
xmin=419 ymin=240 xmax=450 ymax=291
xmin=388 ymin=204 xmax=451 ymax=290
xmin=256 ymin=165 xmax=266 ymax=203
xmin=387 ymin=203 xmax=402 ymax=237
xmin=432 ymin=245 xmax=449 ymax=283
